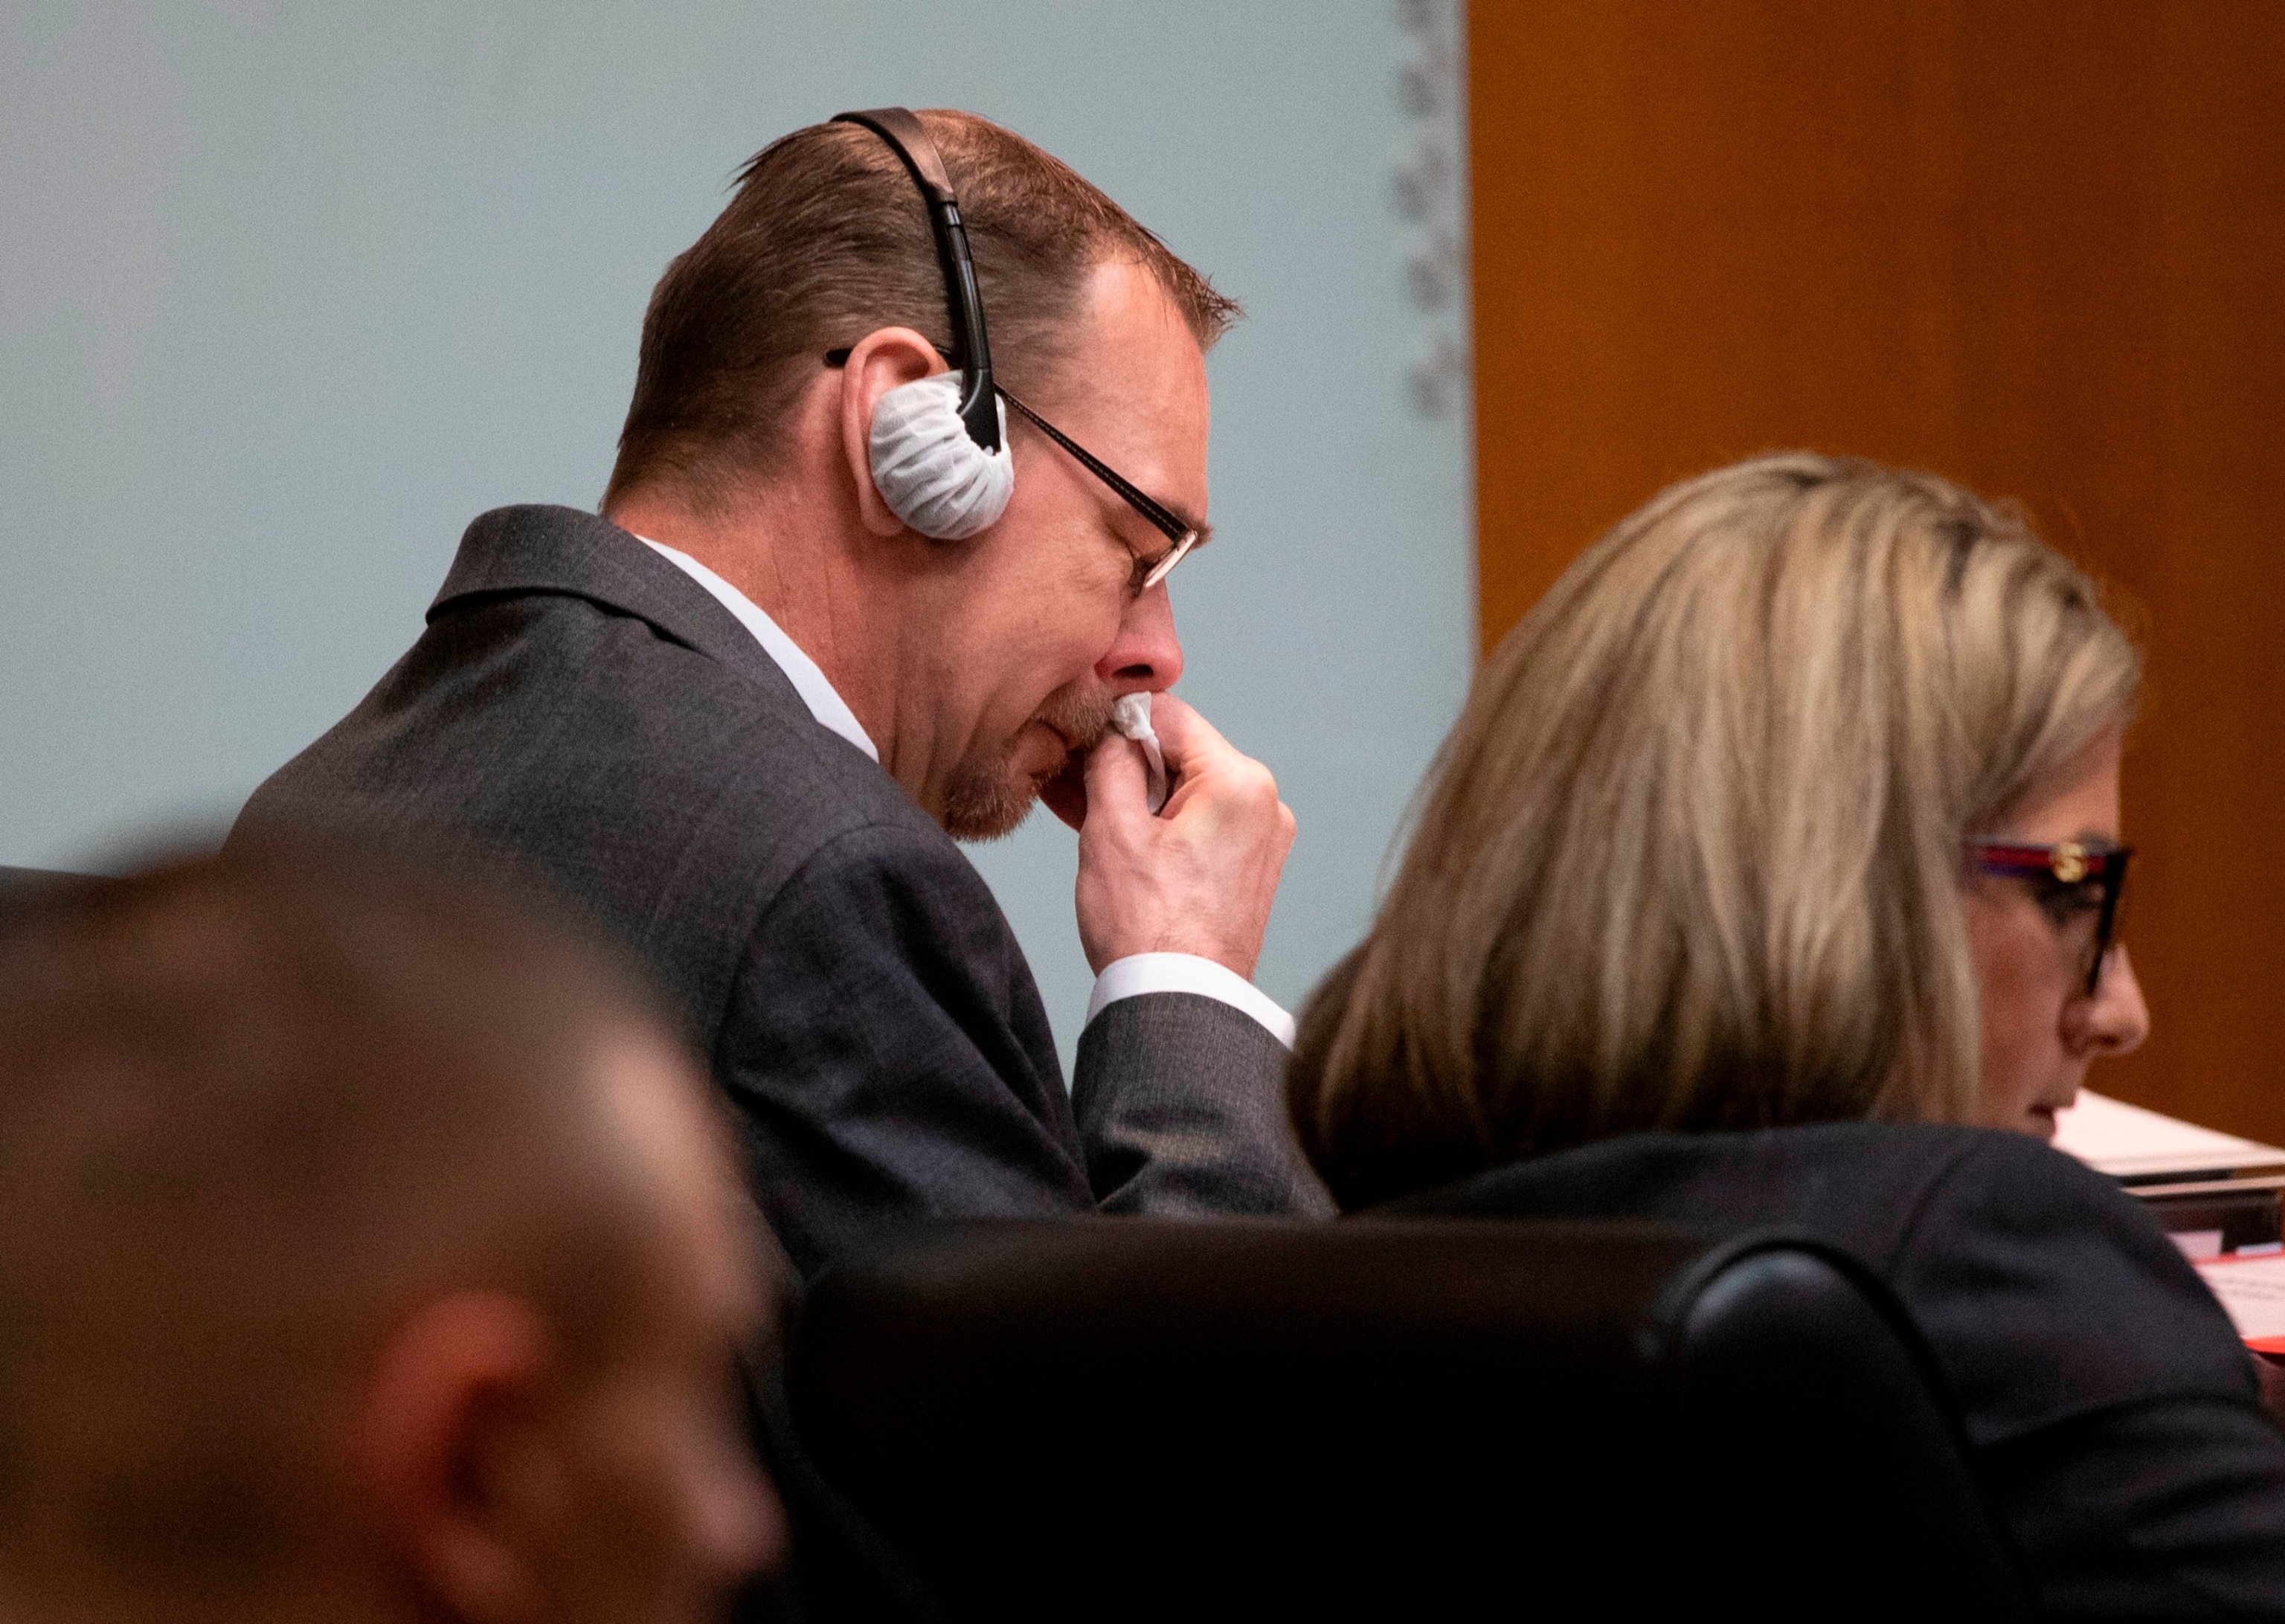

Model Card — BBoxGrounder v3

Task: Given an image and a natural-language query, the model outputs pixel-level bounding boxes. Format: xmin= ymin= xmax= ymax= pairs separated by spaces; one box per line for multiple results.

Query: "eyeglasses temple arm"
xmin=995 ymin=386 xmax=1195 ymax=547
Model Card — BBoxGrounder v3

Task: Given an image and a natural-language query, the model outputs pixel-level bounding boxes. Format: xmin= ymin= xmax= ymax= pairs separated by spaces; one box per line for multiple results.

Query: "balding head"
xmin=0 ymin=845 xmax=782 ymax=1624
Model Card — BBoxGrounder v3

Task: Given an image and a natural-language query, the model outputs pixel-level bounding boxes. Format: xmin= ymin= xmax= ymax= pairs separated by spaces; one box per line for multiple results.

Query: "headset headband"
xmin=832 ymin=108 xmax=1001 ymax=453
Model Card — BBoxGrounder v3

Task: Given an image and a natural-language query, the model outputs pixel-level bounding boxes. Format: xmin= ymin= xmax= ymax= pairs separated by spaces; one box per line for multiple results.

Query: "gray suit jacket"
xmin=234 ymin=505 xmax=1330 ymax=1277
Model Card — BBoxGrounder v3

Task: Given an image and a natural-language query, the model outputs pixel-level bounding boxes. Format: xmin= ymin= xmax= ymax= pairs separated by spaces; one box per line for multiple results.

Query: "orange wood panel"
xmin=1469 ymin=0 xmax=2285 ymax=1138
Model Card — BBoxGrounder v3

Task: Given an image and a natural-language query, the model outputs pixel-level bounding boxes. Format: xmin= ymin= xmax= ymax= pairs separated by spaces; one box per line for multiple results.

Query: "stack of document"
xmin=2194 ymin=1256 xmax=2285 ymax=1354
xmin=2054 ymin=1091 xmax=2285 ymax=1350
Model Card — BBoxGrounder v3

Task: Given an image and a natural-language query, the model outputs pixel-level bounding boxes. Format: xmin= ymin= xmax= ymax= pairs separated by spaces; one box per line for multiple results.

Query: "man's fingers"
xmin=1071 ymin=693 xmax=1295 ymax=979
xmin=1082 ymin=729 xmax=1155 ymax=831
xmin=1042 ymin=727 xmax=1155 ymax=834
xmin=1140 ymin=692 xmax=1231 ymax=773
xmin=1134 ymin=695 xmax=1289 ymax=834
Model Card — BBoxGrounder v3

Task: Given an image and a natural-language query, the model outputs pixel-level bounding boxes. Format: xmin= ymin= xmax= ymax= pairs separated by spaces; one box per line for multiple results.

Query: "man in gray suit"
xmin=237 ymin=108 xmax=1331 ymax=1278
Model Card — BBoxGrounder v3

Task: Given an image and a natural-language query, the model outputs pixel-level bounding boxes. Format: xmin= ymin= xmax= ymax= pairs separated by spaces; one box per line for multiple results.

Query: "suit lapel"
xmin=429 ymin=504 xmax=805 ymax=715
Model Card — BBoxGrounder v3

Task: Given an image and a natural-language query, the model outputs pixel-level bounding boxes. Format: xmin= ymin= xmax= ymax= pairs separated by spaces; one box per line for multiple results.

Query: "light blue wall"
xmin=1 ymin=0 xmax=1473 ymax=1060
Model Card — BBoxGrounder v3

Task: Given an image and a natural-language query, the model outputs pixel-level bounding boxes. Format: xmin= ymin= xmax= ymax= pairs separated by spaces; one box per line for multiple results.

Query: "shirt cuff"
xmin=1083 ymin=953 xmax=1296 ymax=1051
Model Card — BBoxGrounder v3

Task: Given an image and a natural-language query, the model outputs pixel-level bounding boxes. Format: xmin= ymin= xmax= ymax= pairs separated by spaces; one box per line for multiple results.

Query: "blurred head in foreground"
xmin=1292 ymin=452 xmax=2150 ymax=1209
xmin=0 ymin=845 xmax=782 ymax=1624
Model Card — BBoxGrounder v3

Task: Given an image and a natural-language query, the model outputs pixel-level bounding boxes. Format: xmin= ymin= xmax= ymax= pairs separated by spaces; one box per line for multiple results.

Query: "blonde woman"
xmin=1291 ymin=454 xmax=2281 ymax=1614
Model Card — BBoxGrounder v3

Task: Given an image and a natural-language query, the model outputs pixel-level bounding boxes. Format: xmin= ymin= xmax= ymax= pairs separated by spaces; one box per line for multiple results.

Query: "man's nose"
xmin=2075 ymin=942 xmax=2151 ymax=1057
xmin=1096 ymin=581 xmax=1183 ymax=695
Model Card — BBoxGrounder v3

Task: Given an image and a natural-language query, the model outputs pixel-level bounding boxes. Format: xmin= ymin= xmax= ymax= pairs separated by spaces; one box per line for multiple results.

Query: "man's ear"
xmin=356 ymin=1291 xmax=560 ymax=1624
xmin=838 ymin=326 xmax=949 ymax=538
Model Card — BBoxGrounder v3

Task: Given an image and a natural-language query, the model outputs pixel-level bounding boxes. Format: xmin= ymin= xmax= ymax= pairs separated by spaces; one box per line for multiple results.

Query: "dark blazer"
xmin=234 ymin=506 xmax=1329 ymax=1277
xmin=1394 ymin=1122 xmax=2285 ymax=1617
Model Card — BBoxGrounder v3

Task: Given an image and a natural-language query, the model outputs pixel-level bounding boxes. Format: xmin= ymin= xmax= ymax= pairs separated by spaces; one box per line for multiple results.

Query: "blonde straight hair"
xmin=1290 ymin=453 xmax=2142 ymax=1210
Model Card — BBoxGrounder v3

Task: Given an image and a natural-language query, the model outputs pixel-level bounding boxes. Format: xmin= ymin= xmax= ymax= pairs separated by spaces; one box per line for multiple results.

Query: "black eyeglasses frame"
xmin=825 ymin=346 xmax=1198 ymax=596
xmin=1965 ymin=837 xmax=2134 ymax=997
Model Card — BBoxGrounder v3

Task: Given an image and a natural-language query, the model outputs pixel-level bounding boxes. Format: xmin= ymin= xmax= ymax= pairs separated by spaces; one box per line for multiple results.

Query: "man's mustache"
xmin=1035 ymin=685 xmax=1117 ymax=758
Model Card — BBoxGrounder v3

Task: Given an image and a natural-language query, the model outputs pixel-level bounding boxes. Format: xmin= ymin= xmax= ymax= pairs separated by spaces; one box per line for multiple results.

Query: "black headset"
xmin=832 ymin=108 xmax=1002 ymax=454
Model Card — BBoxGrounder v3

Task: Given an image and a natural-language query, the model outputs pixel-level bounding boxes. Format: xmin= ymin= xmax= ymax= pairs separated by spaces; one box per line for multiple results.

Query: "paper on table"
xmin=2052 ymin=1090 xmax=2285 ymax=1181
xmin=2196 ymin=1253 xmax=2285 ymax=1350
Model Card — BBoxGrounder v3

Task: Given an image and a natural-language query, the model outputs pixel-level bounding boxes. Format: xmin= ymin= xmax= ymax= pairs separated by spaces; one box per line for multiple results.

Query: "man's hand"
xmin=1062 ymin=693 xmax=1295 ymax=979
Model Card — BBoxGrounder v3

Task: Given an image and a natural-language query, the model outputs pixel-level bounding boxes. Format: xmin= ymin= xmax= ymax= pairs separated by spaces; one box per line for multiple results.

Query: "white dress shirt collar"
xmin=637 ymin=536 xmax=878 ymax=764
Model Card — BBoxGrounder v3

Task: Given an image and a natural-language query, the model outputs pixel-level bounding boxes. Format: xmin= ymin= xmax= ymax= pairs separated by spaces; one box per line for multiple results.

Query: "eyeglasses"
xmin=826 ymin=347 xmax=1199 ymax=597
xmin=994 ymin=385 xmax=1198 ymax=595
xmin=1965 ymin=838 xmax=2133 ymax=997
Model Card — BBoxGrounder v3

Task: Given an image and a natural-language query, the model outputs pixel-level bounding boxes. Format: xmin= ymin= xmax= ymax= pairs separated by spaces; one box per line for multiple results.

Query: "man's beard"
xmin=942 ymin=683 xmax=1116 ymax=842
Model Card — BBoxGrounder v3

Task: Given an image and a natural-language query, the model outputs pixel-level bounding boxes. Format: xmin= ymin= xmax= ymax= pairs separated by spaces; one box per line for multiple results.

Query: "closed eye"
xmin=2033 ymin=880 xmax=2106 ymax=929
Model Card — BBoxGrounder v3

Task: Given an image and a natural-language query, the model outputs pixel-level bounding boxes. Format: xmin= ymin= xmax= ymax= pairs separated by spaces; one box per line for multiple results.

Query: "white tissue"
xmin=867 ymin=371 xmax=1015 ymax=541
xmin=1111 ymin=692 xmax=1169 ymax=815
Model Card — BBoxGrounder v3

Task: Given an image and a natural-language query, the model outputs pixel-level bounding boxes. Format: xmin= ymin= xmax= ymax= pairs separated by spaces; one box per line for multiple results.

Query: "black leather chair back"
xmin=776 ymin=1218 xmax=2027 ymax=1622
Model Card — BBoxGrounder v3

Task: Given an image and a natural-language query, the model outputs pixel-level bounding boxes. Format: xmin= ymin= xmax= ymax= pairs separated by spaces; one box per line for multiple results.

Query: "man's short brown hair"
xmin=0 ymin=843 xmax=701 ymax=1590
xmin=604 ymin=108 xmax=1240 ymax=513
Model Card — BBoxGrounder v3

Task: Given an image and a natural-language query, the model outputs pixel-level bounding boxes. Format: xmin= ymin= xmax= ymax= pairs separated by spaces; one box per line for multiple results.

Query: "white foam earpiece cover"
xmin=867 ymin=370 xmax=1015 ymax=541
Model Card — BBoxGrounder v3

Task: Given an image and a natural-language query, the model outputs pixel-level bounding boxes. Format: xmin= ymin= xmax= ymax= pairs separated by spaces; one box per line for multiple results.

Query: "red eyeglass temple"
xmin=1970 ymin=840 xmax=2127 ymax=882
